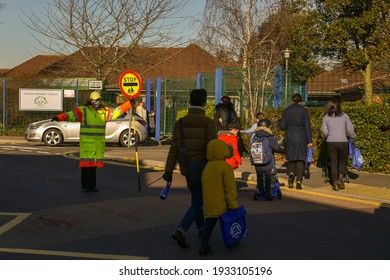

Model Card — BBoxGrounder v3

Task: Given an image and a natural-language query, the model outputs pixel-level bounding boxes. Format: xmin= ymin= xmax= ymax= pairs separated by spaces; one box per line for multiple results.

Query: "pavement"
xmin=2 ymin=136 xmax=390 ymax=206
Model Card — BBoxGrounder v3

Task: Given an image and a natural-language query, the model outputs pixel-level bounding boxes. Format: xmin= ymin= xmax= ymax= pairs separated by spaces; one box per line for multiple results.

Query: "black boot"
xmin=332 ymin=182 xmax=339 ymax=191
xmin=171 ymin=229 xmax=189 ymax=248
xmin=199 ymin=243 xmax=212 ymax=255
xmin=337 ymin=175 xmax=345 ymax=189
xmin=288 ymin=174 xmax=294 ymax=188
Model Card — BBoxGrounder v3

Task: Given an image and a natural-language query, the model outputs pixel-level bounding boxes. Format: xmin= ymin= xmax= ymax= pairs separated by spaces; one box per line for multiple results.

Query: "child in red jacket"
xmin=217 ymin=122 xmax=242 ymax=169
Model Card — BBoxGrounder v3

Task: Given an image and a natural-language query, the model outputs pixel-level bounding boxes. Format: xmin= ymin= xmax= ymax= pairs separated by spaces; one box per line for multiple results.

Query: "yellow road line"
xmin=241 ymin=179 xmax=390 ymax=208
xmin=0 ymin=247 xmax=148 ymax=260
xmin=0 ymin=212 xmax=31 ymax=236
xmin=285 ymin=188 xmax=390 ymax=208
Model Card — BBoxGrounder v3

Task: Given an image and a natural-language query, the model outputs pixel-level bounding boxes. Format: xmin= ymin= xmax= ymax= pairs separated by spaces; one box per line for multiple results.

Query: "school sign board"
xmin=19 ymin=88 xmax=63 ymax=111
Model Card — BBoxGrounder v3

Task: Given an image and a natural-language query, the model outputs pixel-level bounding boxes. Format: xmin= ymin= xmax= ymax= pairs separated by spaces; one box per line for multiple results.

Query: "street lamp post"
xmin=283 ymin=49 xmax=291 ymax=105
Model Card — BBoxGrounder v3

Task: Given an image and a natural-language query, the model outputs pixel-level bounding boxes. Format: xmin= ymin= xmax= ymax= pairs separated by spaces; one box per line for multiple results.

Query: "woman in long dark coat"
xmin=278 ymin=94 xmax=312 ymax=189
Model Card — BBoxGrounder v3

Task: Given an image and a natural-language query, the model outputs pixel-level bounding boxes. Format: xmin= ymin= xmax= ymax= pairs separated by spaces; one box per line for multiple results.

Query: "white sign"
xmin=19 ymin=88 xmax=63 ymax=111
xmin=89 ymin=80 xmax=103 ymax=90
xmin=64 ymin=89 xmax=75 ymax=98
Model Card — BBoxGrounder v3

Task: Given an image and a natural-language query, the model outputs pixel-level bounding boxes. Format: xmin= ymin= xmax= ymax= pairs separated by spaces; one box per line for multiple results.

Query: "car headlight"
xmin=28 ymin=123 xmax=42 ymax=130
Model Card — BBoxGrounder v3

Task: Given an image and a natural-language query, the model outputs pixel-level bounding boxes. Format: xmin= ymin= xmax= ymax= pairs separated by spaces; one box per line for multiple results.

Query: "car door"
xmin=63 ymin=121 xmax=81 ymax=141
xmin=105 ymin=112 xmax=130 ymax=142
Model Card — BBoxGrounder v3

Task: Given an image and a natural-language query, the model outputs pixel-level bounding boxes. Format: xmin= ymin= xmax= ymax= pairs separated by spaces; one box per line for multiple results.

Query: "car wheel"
xmin=43 ymin=128 xmax=63 ymax=146
xmin=119 ymin=130 xmax=140 ymax=147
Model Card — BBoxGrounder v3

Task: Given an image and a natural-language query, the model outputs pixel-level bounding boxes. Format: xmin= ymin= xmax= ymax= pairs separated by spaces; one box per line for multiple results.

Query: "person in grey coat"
xmin=321 ymin=97 xmax=355 ymax=191
xmin=278 ymin=94 xmax=312 ymax=189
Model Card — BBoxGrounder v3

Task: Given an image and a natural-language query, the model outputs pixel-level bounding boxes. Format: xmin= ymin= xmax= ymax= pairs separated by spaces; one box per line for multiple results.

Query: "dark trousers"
xmin=178 ymin=162 xmax=207 ymax=232
xmin=178 ymin=187 xmax=204 ymax=231
xmin=81 ymin=166 xmax=97 ymax=189
xmin=201 ymin=217 xmax=218 ymax=244
xmin=255 ymin=167 xmax=272 ymax=194
xmin=327 ymin=142 xmax=348 ymax=183
xmin=288 ymin=160 xmax=304 ymax=182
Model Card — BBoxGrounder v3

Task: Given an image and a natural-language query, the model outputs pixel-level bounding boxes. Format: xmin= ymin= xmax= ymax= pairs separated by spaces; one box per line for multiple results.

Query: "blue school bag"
xmin=219 ymin=206 xmax=248 ymax=246
xmin=250 ymin=135 xmax=272 ymax=165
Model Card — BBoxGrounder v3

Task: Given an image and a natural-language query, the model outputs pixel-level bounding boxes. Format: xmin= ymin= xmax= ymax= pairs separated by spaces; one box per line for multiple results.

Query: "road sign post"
xmin=119 ymin=70 xmax=143 ymax=191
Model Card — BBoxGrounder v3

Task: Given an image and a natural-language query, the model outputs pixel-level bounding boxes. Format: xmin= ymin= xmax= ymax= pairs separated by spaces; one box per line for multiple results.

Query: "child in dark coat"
xmin=250 ymin=119 xmax=284 ymax=201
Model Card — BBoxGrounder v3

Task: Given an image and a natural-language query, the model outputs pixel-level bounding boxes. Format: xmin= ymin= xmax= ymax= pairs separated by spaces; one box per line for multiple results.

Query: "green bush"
xmin=342 ymin=101 xmax=390 ymax=174
xmin=273 ymin=102 xmax=390 ymax=174
xmin=176 ymin=102 xmax=215 ymax=120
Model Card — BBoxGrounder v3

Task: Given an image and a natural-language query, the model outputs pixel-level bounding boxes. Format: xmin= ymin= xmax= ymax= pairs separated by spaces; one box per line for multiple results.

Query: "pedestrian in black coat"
xmin=278 ymin=94 xmax=312 ymax=189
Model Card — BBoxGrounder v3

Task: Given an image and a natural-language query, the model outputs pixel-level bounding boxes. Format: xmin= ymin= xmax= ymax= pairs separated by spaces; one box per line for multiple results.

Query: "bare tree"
xmin=198 ymin=0 xmax=281 ymax=124
xmin=22 ymin=0 xmax=188 ymax=85
xmin=0 ymin=1 xmax=6 ymax=16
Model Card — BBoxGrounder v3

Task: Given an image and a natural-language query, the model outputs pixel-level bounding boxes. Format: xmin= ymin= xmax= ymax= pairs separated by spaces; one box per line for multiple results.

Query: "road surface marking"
xmin=0 ymin=247 xmax=149 ymax=260
xmin=0 ymin=212 xmax=32 ymax=236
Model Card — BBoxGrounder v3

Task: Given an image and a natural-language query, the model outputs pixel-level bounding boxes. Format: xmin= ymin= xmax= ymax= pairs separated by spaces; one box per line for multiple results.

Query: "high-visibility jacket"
xmin=56 ymin=101 xmax=131 ymax=168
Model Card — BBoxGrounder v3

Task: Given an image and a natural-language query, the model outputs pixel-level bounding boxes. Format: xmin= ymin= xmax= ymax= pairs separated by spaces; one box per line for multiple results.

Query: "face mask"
xmin=92 ymin=99 xmax=102 ymax=109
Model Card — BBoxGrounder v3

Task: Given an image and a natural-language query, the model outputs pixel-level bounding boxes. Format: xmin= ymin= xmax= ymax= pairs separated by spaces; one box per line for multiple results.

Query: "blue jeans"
xmin=179 ymin=187 xmax=204 ymax=231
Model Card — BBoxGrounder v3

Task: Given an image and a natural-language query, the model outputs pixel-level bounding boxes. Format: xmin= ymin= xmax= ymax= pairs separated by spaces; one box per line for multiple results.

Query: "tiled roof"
xmin=307 ymin=65 xmax=389 ymax=96
xmin=4 ymin=55 xmax=67 ymax=79
xmin=0 ymin=69 xmax=9 ymax=76
xmin=306 ymin=67 xmax=363 ymax=96
xmin=36 ymin=44 xmax=231 ymax=86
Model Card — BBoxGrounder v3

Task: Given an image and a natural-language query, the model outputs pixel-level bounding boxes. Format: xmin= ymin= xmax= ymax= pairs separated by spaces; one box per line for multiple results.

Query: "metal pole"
xmin=155 ymin=77 xmax=161 ymax=142
xmin=285 ymin=59 xmax=288 ymax=105
xmin=215 ymin=67 xmax=222 ymax=103
xmin=146 ymin=78 xmax=151 ymax=113
xmin=196 ymin=73 xmax=202 ymax=89
xmin=283 ymin=49 xmax=290 ymax=106
xmin=76 ymin=79 xmax=79 ymax=107
xmin=2 ymin=79 xmax=6 ymax=130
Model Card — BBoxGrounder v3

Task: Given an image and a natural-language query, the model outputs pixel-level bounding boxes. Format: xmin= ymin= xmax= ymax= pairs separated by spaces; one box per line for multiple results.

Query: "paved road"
xmin=1 ymin=143 xmax=390 ymax=260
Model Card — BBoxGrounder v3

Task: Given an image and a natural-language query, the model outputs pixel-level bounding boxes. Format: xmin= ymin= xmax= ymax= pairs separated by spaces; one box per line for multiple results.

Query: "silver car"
xmin=25 ymin=111 xmax=148 ymax=147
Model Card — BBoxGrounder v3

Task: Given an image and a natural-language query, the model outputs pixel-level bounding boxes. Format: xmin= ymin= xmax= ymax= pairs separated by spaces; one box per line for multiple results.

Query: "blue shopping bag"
xmin=219 ymin=206 xmax=248 ymax=246
xmin=352 ymin=148 xmax=364 ymax=170
xmin=348 ymin=138 xmax=355 ymax=158
xmin=305 ymin=146 xmax=314 ymax=169
xmin=349 ymin=138 xmax=364 ymax=170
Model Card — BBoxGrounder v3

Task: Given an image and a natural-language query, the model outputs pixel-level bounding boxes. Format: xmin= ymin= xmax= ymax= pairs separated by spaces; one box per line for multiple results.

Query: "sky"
xmin=0 ymin=0 xmax=206 ymax=69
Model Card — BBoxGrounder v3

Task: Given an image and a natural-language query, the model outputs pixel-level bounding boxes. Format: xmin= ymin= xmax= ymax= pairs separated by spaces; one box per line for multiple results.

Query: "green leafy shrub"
xmin=176 ymin=102 xmax=215 ymax=120
xmin=342 ymin=101 xmax=390 ymax=174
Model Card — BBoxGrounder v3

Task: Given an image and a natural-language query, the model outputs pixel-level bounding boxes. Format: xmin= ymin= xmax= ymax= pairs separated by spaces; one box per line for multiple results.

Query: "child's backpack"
xmin=250 ymin=135 xmax=273 ymax=165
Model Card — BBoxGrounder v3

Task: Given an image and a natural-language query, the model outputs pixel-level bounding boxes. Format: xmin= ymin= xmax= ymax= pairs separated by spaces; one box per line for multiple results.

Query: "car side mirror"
xmin=119 ymin=112 xmax=127 ymax=118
